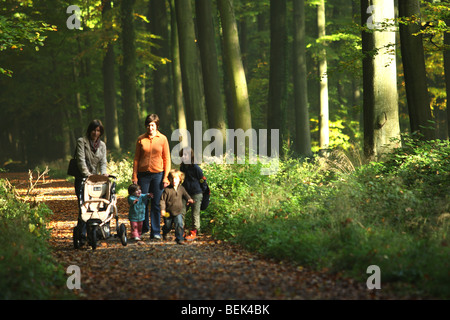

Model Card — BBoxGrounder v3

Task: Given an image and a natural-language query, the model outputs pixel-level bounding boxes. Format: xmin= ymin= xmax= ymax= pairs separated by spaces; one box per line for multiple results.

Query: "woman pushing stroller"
xmin=73 ymin=120 xmax=108 ymax=244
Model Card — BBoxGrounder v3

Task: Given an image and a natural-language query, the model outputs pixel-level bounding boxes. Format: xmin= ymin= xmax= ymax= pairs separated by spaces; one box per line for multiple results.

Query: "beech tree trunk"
xmin=268 ymin=0 xmax=287 ymax=150
xmin=196 ymin=0 xmax=227 ymax=144
xmin=398 ymin=0 xmax=435 ymax=140
xmin=149 ymin=0 xmax=173 ymax=134
xmin=217 ymin=0 xmax=252 ymax=131
xmin=293 ymin=0 xmax=312 ymax=157
xmin=102 ymin=0 xmax=120 ymax=151
xmin=361 ymin=0 xmax=401 ymax=159
xmin=120 ymin=0 xmax=139 ymax=150
xmin=444 ymin=19 xmax=450 ymax=138
xmin=169 ymin=0 xmax=187 ymax=135
xmin=318 ymin=0 xmax=329 ymax=151
xmin=175 ymin=0 xmax=207 ymax=136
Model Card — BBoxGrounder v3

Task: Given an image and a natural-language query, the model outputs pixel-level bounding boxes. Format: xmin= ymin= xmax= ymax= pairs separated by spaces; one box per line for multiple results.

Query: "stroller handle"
xmin=83 ymin=174 xmax=117 ymax=180
xmin=83 ymin=199 xmax=111 ymax=205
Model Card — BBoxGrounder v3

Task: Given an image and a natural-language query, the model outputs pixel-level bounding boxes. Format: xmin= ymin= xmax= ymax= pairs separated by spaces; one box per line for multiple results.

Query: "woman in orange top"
xmin=132 ymin=114 xmax=171 ymax=239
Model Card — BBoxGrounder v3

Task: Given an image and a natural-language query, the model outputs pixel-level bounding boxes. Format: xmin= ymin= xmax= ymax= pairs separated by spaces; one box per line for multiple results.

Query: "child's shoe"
xmin=185 ymin=229 xmax=197 ymax=241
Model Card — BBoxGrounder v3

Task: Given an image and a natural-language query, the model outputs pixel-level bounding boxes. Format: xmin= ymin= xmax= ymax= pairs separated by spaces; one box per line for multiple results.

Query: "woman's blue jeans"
xmin=137 ymin=171 xmax=164 ymax=237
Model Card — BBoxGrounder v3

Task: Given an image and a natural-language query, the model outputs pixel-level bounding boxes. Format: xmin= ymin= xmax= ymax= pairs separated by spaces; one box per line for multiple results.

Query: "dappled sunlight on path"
xmin=1 ymin=172 xmax=397 ymax=300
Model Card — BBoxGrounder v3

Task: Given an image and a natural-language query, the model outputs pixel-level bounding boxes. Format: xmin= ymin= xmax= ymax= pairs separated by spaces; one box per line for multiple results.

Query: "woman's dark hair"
xmin=86 ymin=119 xmax=104 ymax=137
xmin=145 ymin=114 xmax=160 ymax=129
xmin=128 ymin=183 xmax=141 ymax=196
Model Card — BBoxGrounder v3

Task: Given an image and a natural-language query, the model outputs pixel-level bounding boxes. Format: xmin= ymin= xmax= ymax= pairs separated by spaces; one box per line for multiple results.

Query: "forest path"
xmin=4 ymin=172 xmax=396 ymax=300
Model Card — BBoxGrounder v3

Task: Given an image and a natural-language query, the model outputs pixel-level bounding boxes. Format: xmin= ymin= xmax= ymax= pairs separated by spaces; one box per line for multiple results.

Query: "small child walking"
xmin=180 ymin=147 xmax=207 ymax=241
xmin=160 ymin=169 xmax=194 ymax=245
xmin=128 ymin=183 xmax=153 ymax=241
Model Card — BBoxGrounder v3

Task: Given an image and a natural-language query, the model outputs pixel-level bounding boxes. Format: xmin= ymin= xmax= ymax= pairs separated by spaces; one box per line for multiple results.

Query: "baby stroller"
xmin=73 ymin=175 xmax=127 ymax=250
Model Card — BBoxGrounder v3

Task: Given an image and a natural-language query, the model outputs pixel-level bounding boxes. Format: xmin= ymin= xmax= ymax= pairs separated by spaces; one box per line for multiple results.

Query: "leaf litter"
xmin=4 ymin=172 xmax=412 ymax=300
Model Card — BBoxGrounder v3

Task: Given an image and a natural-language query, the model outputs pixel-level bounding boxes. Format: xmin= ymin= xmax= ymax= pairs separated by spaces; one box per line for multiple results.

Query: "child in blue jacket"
xmin=128 ymin=183 xmax=153 ymax=241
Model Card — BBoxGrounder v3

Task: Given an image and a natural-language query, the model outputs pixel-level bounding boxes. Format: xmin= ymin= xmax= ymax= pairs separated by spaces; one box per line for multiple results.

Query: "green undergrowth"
xmin=0 ymin=180 xmax=69 ymax=299
xmin=201 ymin=137 xmax=450 ymax=298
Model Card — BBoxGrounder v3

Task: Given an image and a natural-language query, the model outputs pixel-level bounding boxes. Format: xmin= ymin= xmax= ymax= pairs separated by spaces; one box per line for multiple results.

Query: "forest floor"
xmin=3 ymin=172 xmax=417 ymax=301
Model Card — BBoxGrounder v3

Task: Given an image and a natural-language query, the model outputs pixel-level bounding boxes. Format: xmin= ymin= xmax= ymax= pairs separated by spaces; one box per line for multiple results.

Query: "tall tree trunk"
xmin=149 ymin=0 xmax=173 ymax=134
xmin=72 ymin=60 xmax=84 ymax=138
xmin=239 ymin=18 xmax=248 ymax=77
xmin=293 ymin=0 xmax=312 ymax=157
xmin=120 ymin=0 xmax=139 ymax=150
xmin=169 ymin=0 xmax=187 ymax=136
xmin=217 ymin=0 xmax=252 ymax=131
xmin=352 ymin=0 xmax=362 ymax=128
xmin=196 ymin=0 xmax=227 ymax=145
xmin=221 ymin=35 xmax=235 ymax=129
xmin=50 ymin=54 xmax=67 ymax=162
xmin=76 ymin=32 xmax=94 ymax=121
xmin=444 ymin=19 xmax=450 ymax=139
xmin=175 ymin=0 xmax=207 ymax=137
xmin=268 ymin=0 xmax=287 ymax=151
xmin=137 ymin=68 xmax=146 ymax=122
xmin=398 ymin=0 xmax=434 ymax=140
xmin=102 ymin=0 xmax=121 ymax=151
xmin=318 ymin=0 xmax=329 ymax=150
xmin=361 ymin=0 xmax=400 ymax=159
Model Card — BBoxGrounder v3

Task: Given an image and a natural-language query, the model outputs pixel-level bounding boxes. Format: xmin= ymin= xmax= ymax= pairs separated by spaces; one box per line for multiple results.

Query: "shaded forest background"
xmin=1 ymin=0 xmax=450 ymax=300
xmin=0 ymin=0 xmax=449 ymax=167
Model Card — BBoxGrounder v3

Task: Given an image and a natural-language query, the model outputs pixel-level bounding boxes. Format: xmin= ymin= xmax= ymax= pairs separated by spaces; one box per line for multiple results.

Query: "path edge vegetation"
xmin=198 ymin=136 xmax=449 ymax=299
xmin=0 ymin=177 xmax=71 ymax=299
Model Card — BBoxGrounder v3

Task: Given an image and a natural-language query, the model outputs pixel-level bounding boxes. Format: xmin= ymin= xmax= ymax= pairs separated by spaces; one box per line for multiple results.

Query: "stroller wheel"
xmin=73 ymin=226 xmax=81 ymax=249
xmin=119 ymin=224 xmax=127 ymax=246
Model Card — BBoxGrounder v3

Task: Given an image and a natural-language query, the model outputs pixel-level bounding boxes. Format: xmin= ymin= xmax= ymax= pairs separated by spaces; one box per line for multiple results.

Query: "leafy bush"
xmin=382 ymin=137 xmax=450 ymax=198
xmin=107 ymin=152 xmax=135 ymax=196
xmin=0 ymin=180 xmax=67 ymax=299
